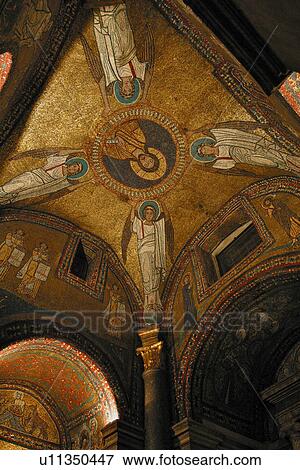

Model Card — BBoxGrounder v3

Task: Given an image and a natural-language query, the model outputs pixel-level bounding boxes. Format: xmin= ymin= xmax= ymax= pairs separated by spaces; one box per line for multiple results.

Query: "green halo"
xmin=138 ymin=200 xmax=161 ymax=221
xmin=66 ymin=157 xmax=89 ymax=180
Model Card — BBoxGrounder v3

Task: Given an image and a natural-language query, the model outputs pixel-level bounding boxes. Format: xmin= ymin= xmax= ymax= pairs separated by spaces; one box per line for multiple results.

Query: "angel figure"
xmin=122 ymin=200 xmax=174 ymax=317
xmin=81 ymin=1 xmax=155 ymax=114
xmin=0 ymin=148 xmax=89 ymax=205
xmin=188 ymin=121 xmax=300 ymax=176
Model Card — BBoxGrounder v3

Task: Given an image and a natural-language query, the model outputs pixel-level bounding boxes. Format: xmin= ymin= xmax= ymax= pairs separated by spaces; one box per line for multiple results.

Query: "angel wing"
xmin=121 ymin=210 xmax=133 ymax=265
xmin=212 ymin=120 xmax=268 ymax=131
xmin=9 ymin=148 xmax=84 ymax=161
xmin=80 ymin=33 xmax=104 ymax=85
xmin=139 ymin=24 xmax=155 ymax=71
xmin=187 ymin=120 xmax=268 ymax=138
xmin=165 ymin=216 xmax=175 ymax=264
xmin=158 ymin=211 xmax=175 ymax=264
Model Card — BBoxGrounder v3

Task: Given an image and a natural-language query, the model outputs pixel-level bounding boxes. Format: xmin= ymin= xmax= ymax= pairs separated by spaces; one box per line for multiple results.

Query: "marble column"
xmin=137 ymin=325 xmax=171 ymax=449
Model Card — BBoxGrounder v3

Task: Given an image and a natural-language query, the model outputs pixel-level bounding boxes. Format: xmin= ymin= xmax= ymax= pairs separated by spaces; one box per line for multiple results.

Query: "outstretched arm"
xmin=130 ymin=200 xmax=139 ymax=222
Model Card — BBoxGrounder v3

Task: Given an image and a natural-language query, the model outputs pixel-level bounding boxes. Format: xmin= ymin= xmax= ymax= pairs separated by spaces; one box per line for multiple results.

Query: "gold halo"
xmin=130 ymin=147 xmax=167 ymax=181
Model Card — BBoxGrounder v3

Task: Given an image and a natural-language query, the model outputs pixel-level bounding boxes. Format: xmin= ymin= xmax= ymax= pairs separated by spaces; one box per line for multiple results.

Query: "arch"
xmin=0 ymin=208 xmax=144 ymax=430
xmin=176 ymin=251 xmax=300 ymax=430
xmin=0 ymin=320 xmax=130 ymax=422
xmin=0 ymin=207 xmax=143 ymax=311
xmin=0 ymin=380 xmax=69 ymax=448
xmin=0 ymin=336 xmax=121 ymax=449
xmin=163 ymin=175 xmax=300 ymax=313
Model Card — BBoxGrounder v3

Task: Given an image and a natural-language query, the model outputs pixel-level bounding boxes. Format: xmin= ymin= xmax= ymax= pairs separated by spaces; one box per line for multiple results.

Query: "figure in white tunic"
xmin=189 ymin=123 xmax=300 ymax=175
xmin=122 ymin=201 xmax=174 ymax=318
xmin=0 ymin=148 xmax=89 ymax=205
xmin=81 ymin=1 xmax=154 ymax=113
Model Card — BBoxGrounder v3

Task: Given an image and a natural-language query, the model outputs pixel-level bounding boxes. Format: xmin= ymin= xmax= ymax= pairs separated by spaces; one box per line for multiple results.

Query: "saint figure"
xmin=182 ymin=273 xmax=198 ymax=331
xmin=17 ymin=242 xmax=50 ymax=299
xmin=0 ymin=391 xmax=26 ymax=432
xmin=262 ymin=195 xmax=300 ymax=245
xmin=0 ymin=230 xmax=25 ymax=281
xmin=104 ymin=284 xmax=127 ymax=338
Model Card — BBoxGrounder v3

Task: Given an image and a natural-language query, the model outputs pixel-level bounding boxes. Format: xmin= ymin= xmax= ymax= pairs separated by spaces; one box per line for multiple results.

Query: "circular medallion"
xmin=91 ymin=107 xmax=188 ymax=199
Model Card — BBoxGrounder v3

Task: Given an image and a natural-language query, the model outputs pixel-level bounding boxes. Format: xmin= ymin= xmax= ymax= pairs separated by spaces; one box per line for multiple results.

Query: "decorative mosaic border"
xmin=191 ymin=197 xmax=274 ymax=301
xmin=0 ymin=425 xmax=61 ymax=450
xmin=57 ymin=233 xmax=108 ymax=302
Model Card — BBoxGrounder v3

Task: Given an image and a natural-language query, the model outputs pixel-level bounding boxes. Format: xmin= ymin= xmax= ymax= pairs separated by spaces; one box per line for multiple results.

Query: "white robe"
xmin=0 ymin=155 xmax=69 ymax=203
xmin=132 ymin=216 xmax=166 ymax=312
xmin=210 ymin=128 xmax=300 ymax=173
xmin=93 ymin=4 xmax=146 ymax=87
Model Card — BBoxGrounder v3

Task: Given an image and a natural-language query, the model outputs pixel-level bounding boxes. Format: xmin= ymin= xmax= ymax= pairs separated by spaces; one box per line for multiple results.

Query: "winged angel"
xmin=121 ymin=200 xmax=174 ymax=316
xmin=0 ymin=148 xmax=90 ymax=205
xmin=188 ymin=121 xmax=300 ymax=176
xmin=81 ymin=1 xmax=155 ymax=114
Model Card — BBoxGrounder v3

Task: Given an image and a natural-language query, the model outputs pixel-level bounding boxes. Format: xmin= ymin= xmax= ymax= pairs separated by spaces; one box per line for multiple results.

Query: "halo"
xmin=138 ymin=200 xmax=161 ymax=221
xmin=67 ymin=157 xmax=89 ymax=180
xmin=130 ymin=147 xmax=167 ymax=181
xmin=113 ymin=78 xmax=141 ymax=105
xmin=190 ymin=137 xmax=217 ymax=162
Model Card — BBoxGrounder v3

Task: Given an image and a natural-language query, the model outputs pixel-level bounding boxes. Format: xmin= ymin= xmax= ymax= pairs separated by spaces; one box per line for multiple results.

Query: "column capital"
xmin=137 ymin=326 xmax=163 ymax=371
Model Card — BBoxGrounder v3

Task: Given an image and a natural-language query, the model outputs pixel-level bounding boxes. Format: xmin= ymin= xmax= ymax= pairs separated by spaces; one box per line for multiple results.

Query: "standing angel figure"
xmin=81 ymin=1 xmax=155 ymax=114
xmin=122 ymin=200 xmax=174 ymax=317
xmin=0 ymin=148 xmax=89 ymax=205
xmin=188 ymin=121 xmax=300 ymax=176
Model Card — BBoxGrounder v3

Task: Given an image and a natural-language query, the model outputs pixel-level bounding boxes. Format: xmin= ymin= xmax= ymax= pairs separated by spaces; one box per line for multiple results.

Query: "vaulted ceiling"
xmin=0 ymin=0 xmax=299 ymax=294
